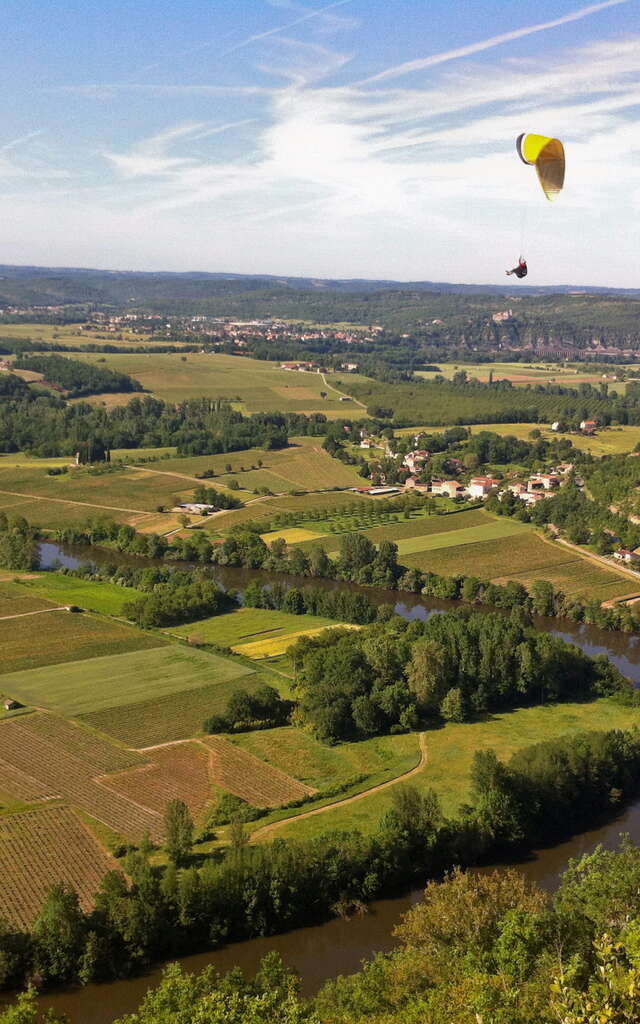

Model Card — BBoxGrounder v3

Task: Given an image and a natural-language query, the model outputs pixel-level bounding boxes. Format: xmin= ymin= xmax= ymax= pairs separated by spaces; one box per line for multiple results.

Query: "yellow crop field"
xmin=233 ymin=623 xmax=359 ymax=659
xmin=260 ymin=527 xmax=325 ymax=544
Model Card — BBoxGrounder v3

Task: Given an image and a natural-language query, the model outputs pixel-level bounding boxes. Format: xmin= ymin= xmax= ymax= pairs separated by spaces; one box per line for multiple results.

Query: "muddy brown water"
xmin=12 ymin=543 xmax=640 ymax=1022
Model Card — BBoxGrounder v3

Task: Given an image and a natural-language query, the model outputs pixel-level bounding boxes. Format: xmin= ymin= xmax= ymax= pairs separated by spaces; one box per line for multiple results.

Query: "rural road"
xmin=547 ymin=533 xmax=640 ymax=585
xmin=251 ymin=732 xmax=428 ymax=841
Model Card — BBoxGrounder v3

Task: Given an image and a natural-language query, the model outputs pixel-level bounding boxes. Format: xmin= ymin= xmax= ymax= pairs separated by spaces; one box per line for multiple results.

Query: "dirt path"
xmin=0 ymin=488 xmax=150 ymax=516
xmin=251 ymin=732 xmax=428 ymax=841
xmin=320 ymin=372 xmax=367 ymax=410
xmin=0 ymin=606 xmax=67 ymax=621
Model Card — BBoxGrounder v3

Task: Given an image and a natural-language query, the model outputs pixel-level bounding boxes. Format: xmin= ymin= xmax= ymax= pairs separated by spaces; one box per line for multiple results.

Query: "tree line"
xmin=51 ymin=514 xmax=640 ymax=635
xmin=12 ymin=354 xmax=142 ymax=396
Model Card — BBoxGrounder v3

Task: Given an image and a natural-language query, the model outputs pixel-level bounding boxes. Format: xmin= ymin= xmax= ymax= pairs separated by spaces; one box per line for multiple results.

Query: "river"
xmin=15 ymin=542 xmax=640 ymax=1022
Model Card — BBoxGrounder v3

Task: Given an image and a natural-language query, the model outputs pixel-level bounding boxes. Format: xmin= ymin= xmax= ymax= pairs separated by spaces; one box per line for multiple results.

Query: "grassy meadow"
xmin=172 ymin=606 xmax=346 ymax=653
xmin=67 ymin=351 xmax=370 ymax=416
xmin=396 ymin=421 xmax=640 ymax=456
xmin=13 ymin=573 xmax=145 ymax=617
xmin=268 ymin=700 xmax=640 ymax=840
xmin=0 ymin=645 xmax=249 ymax=717
xmin=235 ymin=726 xmax=421 ymax=796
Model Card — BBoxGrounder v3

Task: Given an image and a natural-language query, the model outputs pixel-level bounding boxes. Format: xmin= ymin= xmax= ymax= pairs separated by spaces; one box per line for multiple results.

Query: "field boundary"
xmin=251 ymin=732 xmax=427 ymax=840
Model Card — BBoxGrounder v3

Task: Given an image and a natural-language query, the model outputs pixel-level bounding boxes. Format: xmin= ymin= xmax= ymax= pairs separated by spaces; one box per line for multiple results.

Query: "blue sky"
xmin=1 ymin=0 xmax=638 ymax=285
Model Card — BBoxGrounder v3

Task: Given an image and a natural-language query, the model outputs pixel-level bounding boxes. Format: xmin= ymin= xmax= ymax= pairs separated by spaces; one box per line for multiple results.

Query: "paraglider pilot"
xmin=506 ymin=257 xmax=527 ymax=278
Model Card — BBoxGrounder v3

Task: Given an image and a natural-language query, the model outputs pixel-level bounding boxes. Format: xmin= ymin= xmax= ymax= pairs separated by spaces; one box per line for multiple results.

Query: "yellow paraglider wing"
xmin=516 ymin=133 xmax=565 ymax=201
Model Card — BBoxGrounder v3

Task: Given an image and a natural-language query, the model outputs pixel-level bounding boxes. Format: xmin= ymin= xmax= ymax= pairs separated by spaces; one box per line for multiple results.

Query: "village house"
xmin=404 ymin=476 xmax=430 ymax=493
xmin=468 ymin=476 xmax=497 ymax=499
xmin=580 ymin=419 xmax=598 ymax=435
xmin=528 ymin=473 xmax=561 ymax=491
xmin=431 ymin=479 xmax=466 ymax=498
xmin=508 ymin=482 xmax=528 ymax=496
xmin=403 ymin=450 xmax=430 ymax=473
xmin=520 ymin=491 xmax=548 ymax=505
xmin=614 ymin=549 xmax=640 ymax=564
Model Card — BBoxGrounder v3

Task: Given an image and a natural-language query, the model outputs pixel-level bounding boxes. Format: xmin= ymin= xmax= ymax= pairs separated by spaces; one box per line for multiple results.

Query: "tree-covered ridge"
xmin=12 ymin=354 xmax=142 ymax=397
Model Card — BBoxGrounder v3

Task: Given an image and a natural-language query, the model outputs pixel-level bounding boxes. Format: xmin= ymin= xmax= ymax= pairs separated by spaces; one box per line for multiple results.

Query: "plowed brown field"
xmin=102 ymin=743 xmax=213 ymax=820
xmin=201 ymin=736 xmax=315 ymax=807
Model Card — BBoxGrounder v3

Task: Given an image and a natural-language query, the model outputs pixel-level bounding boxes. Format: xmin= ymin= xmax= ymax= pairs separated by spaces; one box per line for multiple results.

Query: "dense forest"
xmin=287 ymin=609 xmax=629 ymax=740
xmin=12 ymin=354 xmax=142 ymax=397
xmin=0 ymin=377 xmax=326 ymax=456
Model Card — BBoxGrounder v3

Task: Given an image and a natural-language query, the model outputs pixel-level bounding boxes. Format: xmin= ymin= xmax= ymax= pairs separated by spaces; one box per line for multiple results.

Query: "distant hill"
xmin=1 ymin=264 xmax=640 ymax=337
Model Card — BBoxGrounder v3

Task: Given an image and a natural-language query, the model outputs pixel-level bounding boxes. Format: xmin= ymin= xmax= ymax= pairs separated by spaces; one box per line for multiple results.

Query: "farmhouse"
xmin=580 ymin=419 xmax=598 ymax=435
xmin=468 ymin=476 xmax=497 ymax=498
xmin=614 ymin=549 xmax=640 ymax=564
xmin=431 ymin=479 xmax=466 ymax=498
xmin=3 ymin=699 xmax=20 ymax=711
xmin=177 ymin=502 xmax=219 ymax=515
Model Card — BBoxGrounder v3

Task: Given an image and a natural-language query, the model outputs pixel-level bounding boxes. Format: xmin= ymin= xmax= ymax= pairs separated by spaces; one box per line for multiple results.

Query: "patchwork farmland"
xmin=202 ymin=735 xmax=315 ymax=807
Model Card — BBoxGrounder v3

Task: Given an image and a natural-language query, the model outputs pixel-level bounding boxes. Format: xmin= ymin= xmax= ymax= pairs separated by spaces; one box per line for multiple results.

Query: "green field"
xmin=79 ymin=674 xmax=266 ymax=747
xmin=0 ymin=644 xmax=250 ymax=717
xmin=0 ymin=610 xmax=162 ymax=675
xmin=402 ymin=530 xmax=633 ymax=599
xmin=416 ymin=362 xmax=617 ymax=391
xmin=172 ymin=607 xmax=344 ymax=649
xmin=14 ymin=573 xmax=145 ymax=617
xmin=68 ymin=351 xmax=370 ymax=416
xmin=396 ymin=421 xmax=640 ymax=456
xmin=393 ymin=516 xmax=531 ymax=555
xmin=234 ymin=726 xmax=420 ymax=795
xmin=0 ymin=581 xmax=54 ymax=617
xmin=270 ymin=701 xmax=640 ymax=840
xmin=0 ymin=322 xmax=157 ymax=349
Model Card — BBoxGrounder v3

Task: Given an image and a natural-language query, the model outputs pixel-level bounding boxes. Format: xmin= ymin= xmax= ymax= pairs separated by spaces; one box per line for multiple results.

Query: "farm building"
xmin=580 ymin=419 xmax=598 ymax=435
xmin=614 ymin=549 xmax=640 ymax=564
xmin=431 ymin=479 xmax=466 ymax=498
xmin=468 ymin=476 xmax=497 ymax=498
xmin=177 ymin=502 xmax=219 ymax=515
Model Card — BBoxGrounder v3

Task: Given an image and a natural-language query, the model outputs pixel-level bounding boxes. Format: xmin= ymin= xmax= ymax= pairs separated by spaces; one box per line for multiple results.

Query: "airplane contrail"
xmin=360 ymin=0 xmax=630 ymax=85
xmin=219 ymin=0 xmax=353 ymax=58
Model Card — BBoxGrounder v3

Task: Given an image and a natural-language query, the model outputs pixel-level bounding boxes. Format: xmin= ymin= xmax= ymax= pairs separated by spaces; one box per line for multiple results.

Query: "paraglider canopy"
xmin=516 ymin=133 xmax=565 ymax=201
